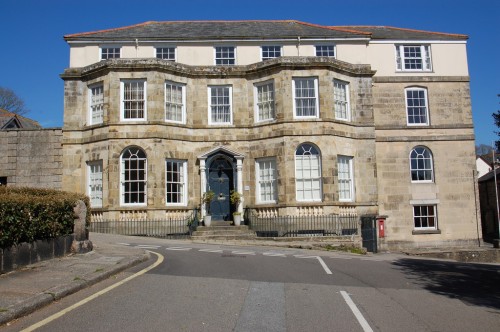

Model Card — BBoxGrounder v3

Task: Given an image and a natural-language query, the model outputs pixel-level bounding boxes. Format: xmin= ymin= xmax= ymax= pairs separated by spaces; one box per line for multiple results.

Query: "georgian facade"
xmin=61 ymin=20 xmax=479 ymax=250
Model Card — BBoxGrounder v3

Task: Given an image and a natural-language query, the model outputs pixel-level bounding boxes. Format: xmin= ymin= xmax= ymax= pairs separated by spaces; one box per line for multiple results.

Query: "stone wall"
xmin=0 ymin=129 xmax=63 ymax=189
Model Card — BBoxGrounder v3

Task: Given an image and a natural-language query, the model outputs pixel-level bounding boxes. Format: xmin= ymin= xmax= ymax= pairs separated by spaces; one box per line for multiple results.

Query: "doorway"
xmin=208 ymin=157 xmax=234 ymax=221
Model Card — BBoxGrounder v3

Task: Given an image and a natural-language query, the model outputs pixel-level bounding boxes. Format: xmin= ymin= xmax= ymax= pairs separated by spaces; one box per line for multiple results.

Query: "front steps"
xmin=191 ymin=222 xmax=256 ymax=242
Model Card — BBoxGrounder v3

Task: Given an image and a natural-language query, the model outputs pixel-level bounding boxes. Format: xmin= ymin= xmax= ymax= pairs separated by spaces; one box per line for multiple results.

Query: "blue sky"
xmin=1 ymin=0 xmax=499 ymax=146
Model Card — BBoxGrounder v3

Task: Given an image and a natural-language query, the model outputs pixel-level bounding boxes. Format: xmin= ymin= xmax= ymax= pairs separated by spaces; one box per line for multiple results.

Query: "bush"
xmin=0 ymin=186 xmax=90 ymax=249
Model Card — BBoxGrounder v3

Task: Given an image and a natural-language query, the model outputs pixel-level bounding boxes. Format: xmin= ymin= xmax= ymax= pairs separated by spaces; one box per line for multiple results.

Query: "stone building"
xmin=0 ymin=109 xmax=62 ymax=188
xmin=60 ymin=20 xmax=480 ymax=250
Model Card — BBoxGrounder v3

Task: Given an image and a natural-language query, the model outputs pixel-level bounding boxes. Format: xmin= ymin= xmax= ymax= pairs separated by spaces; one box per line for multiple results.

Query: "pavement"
xmin=0 ymin=233 xmax=498 ymax=327
xmin=0 ymin=233 xmax=150 ymax=326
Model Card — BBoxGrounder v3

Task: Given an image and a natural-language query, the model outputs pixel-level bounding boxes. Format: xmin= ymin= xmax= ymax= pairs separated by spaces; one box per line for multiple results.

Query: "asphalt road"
xmin=4 ymin=238 xmax=500 ymax=332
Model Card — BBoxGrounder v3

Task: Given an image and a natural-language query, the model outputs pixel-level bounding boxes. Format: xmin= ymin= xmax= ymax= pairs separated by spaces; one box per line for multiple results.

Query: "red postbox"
xmin=378 ymin=218 xmax=385 ymax=238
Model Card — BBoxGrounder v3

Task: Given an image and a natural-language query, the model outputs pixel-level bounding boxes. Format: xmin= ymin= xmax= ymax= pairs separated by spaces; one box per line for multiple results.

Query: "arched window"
xmin=121 ymin=147 xmax=147 ymax=205
xmin=410 ymin=146 xmax=433 ymax=182
xmin=295 ymin=143 xmax=322 ymax=201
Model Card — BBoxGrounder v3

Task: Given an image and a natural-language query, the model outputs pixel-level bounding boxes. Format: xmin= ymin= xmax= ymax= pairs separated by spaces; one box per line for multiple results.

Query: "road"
xmin=4 ymin=237 xmax=500 ymax=332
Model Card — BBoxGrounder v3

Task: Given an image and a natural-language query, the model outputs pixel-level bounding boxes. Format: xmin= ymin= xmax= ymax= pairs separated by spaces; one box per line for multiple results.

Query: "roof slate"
xmin=64 ymin=20 xmax=370 ymax=41
xmin=334 ymin=26 xmax=468 ymax=40
xmin=64 ymin=20 xmax=468 ymax=42
xmin=0 ymin=109 xmax=41 ymax=129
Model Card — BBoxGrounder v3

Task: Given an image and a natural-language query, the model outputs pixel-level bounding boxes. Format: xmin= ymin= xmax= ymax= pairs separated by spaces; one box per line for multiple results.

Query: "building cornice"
xmin=60 ymin=57 xmax=376 ymax=80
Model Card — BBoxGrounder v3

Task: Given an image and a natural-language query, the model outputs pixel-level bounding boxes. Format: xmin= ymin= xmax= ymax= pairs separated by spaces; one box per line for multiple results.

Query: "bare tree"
xmin=493 ymin=94 xmax=500 ymax=150
xmin=0 ymin=86 xmax=29 ymax=115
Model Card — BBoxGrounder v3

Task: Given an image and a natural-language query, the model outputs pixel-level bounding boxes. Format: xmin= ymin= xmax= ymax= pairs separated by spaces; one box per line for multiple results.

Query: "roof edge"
xmin=332 ymin=25 xmax=468 ymax=39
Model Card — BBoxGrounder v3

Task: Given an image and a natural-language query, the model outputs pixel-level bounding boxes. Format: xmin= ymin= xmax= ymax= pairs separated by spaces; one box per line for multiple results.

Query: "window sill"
xmin=412 ymin=229 xmax=441 ymax=235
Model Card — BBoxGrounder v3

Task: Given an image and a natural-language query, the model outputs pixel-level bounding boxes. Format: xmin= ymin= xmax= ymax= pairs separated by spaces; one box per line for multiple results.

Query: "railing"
xmin=245 ymin=209 xmax=359 ymax=238
xmin=88 ymin=209 xmax=199 ymax=239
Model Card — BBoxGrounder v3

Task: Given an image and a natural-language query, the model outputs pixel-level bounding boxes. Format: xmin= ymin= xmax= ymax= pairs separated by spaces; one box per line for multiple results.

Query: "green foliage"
xmin=202 ymin=191 xmax=215 ymax=214
xmin=229 ymin=190 xmax=241 ymax=207
xmin=0 ymin=186 xmax=90 ymax=249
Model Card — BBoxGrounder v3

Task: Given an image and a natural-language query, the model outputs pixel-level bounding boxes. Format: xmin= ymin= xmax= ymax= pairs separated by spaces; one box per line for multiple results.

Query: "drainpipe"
xmin=297 ymin=36 xmax=301 ymax=56
xmin=135 ymin=38 xmax=139 ymax=57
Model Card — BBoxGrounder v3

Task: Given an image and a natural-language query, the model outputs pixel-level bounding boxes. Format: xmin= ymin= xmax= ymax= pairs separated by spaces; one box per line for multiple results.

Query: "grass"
xmin=322 ymin=244 xmax=367 ymax=255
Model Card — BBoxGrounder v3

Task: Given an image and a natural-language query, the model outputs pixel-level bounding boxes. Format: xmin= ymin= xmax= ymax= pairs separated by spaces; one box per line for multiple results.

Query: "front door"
xmin=208 ymin=157 xmax=234 ymax=221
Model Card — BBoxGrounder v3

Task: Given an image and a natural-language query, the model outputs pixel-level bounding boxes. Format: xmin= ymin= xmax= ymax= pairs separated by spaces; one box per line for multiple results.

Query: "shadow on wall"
xmin=392 ymin=258 xmax=500 ymax=310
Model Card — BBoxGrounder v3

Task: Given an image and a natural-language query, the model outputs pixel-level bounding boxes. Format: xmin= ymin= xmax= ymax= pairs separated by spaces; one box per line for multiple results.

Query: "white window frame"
xmin=87 ymin=160 xmax=103 ymax=208
xmin=295 ymin=143 xmax=322 ymax=202
xmin=208 ymin=85 xmax=232 ymax=125
xmin=254 ymin=80 xmax=275 ymax=122
xmin=214 ymin=46 xmax=236 ymax=65
xmin=334 ymin=80 xmax=350 ymax=121
xmin=405 ymin=87 xmax=429 ymax=126
xmin=166 ymin=159 xmax=188 ymax=206
xmin=292 ymin=77 xmax=319 ymax=119
xmin=120 ymin=147 xmax=147 ymax=206
xmin=165 ymin=81 xmax=186 ymax=124
xmin=88 ymin=83 xmax=104 ymax=125
xmin=338 ymin=155 xmax=354 ymax=202
xmin=156 ymin=47 xmax=176 ymax=61
xmin=410 ymin=146 xmax=434 ymax=183
xmin=256 ymin=157 xmax=278 ymax=204
xmin=261 ymin=46 xmax=282 ymax=61
xmin=315 ymin=45 xmax=336 ymax=57
xmin=413 ymin=205 xmax=438 ymax=230
xmin=100 ymin=47 xmax=121 ymax=60
xmin=120 ymin=80 xmax=147 ymax=121
xmin=395 ymin=45 xmax=432 ymax=72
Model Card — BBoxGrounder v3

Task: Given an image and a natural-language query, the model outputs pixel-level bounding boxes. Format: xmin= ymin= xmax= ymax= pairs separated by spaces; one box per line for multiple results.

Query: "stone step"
xmin=196 ymin=225 xmax=250 ymax=231
xmin=192 ymin=229 xmax=255 ymax=236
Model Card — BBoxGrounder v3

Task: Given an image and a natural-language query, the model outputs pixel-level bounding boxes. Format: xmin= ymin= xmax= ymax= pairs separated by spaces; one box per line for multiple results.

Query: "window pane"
xmin=210 ymin=86 xmax=231 ymax=123
xmin=256 ymin=82 xmax=275 ymax=121
xmin=121 ymin=148 xmax=147 ymax=204
xmin=410 ymin=147 xmax=433 ymax=182
xmin=295 ymin=144 xmax=322 ymax=201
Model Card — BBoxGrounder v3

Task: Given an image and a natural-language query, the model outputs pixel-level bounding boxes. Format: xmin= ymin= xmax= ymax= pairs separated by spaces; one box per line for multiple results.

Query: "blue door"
xmin=208 ymin=158 xmax=234 ymax=221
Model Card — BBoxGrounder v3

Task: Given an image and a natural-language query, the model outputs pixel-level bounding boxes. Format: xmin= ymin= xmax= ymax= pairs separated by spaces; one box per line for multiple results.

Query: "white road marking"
xmin=199 ymin=249 xmax=223 ymax=253
xmin=117 ymin=242 xmax=130 ymax=246
xmin=340 ymin=291 xmax=374 ymax=332
xmin=294 ymin=255 xmax=317 ymax=258
xmin=232 ymin=251 xmax=255 ymax=255
xmin=165 ymin=247 xmax=192 ymax=251
xmin=295 ymin=255 xmax=332 ymax=274
xmin=21 ymin=251 xmax=164 ymax=332
xmin=137 ymin=245 xmax=161 ymax=249
xmin=263 ymin=252 xmax=287 ymax=257
xmin=316 ymin=256 xmax=333 ymax=274
xmin=330 ymin=256 xmax=352 ymax=260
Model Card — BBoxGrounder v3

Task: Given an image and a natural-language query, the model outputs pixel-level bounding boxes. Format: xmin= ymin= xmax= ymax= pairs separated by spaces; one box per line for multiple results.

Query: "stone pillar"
xmin=236 ymin=156 xmax=244 ymax=218
xmin=71 ymin=200 xmax=93 ymax=253
xmin=199 ymin=158 xmax=207 ymax=217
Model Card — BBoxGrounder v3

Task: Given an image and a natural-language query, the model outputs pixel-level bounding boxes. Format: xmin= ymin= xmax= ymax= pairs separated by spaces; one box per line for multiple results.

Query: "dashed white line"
xmin=294 ymin=255 xmax=318 ymax=259
xmin=340 ymin=291 xmax=374 ymax=332
xmin=330 ymin=256 xmax=353 ymax=260
xmin=165 ymin=247 xmax=192 ymax=251
xmin=232 ymin=251 xmax=256 ymax=255
xmin=263 ymin=252 xmax=287 ymax=257
xmin=117 ymin=242 xmax=131 ymax=246
xmin=137 ymin=245 xmax=161 ymax=249
xmin=199 ymin=249 xmax=224 ymax=253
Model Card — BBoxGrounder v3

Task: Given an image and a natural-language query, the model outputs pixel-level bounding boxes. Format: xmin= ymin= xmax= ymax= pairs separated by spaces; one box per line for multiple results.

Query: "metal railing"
xmin=245 ymin=210 xmax=359 ymax=238
xmin=88 ymin=209 xmax=199 ymax=239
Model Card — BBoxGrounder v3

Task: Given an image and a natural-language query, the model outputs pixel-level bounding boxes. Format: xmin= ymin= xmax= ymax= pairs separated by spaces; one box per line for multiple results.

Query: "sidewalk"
xmin=0 ymin=234 xmax=149 ymax=326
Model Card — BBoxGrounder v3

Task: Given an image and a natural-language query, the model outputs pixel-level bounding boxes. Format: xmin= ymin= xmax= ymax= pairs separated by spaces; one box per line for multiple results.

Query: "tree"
xmin=0 ymin=86 xmax=29 ymax=115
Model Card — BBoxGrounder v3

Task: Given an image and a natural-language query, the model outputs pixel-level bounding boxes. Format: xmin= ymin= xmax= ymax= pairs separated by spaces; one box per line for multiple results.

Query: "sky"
xmin=1 ymin=0 xmax=499 ymax=147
